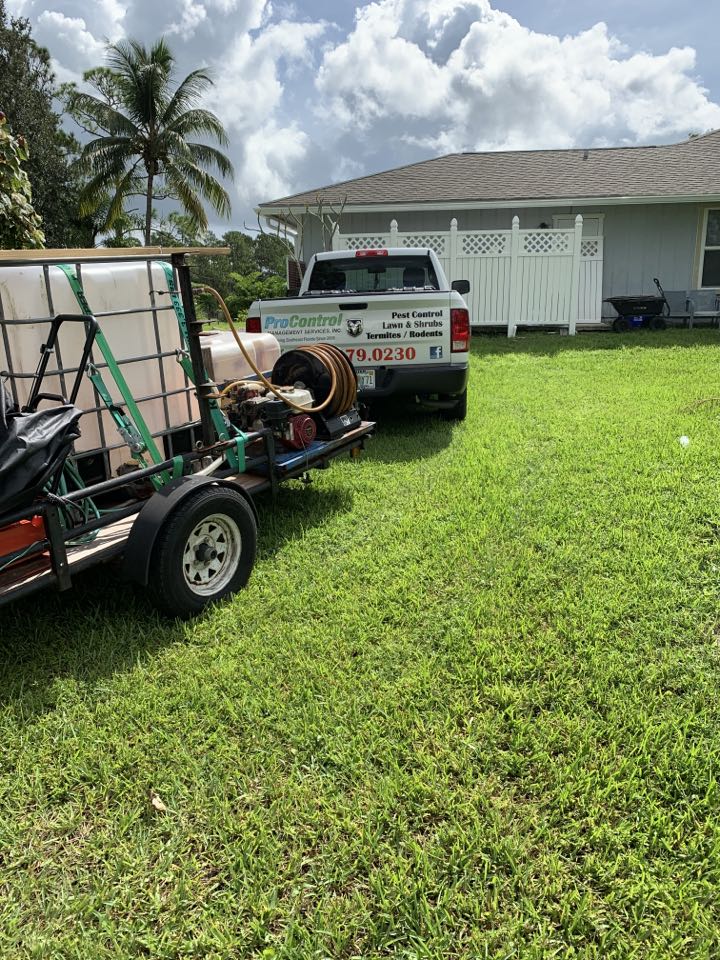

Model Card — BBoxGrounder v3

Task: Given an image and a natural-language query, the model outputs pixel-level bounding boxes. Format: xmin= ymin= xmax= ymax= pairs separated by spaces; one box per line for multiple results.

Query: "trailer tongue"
xmin=0 ymin=247 xmax=373 ymax=618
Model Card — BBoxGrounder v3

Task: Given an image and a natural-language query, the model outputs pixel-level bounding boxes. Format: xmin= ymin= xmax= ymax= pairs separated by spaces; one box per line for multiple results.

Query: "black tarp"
xmin=0 ymin=405 xmax=82 ymax=515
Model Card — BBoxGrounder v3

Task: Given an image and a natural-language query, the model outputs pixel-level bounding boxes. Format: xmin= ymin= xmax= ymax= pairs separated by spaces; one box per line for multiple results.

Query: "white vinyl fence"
xmin=334 ymin=216 xmax=604 ymax=336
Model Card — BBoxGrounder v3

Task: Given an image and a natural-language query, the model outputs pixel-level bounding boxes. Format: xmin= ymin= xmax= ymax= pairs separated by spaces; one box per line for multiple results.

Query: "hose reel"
xmin=194 ymin=286 xmax=361 ymax=446
xmin=271 ymin=344 xmax=357 ymax=417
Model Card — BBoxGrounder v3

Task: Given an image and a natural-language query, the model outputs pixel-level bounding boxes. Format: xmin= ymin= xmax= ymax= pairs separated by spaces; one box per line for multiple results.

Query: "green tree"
xmin=254 ymin=232 xmax=292 ymax=276
xmin=0 ymin=0 xmax=92 ymax=246
xmin=151 ymin=211 xmax=219 ymax=248
xmin=104 ymin=207 xmax=144 ymax=248
xmin=223 ymin=230 xmax=255 ymax=274
xmin=0 ymin=112 xmax=45 ymax=248
xmin=225 ymin=271 xmax=286 ymax=319
xmin=64 ymin=38 xmax=234 ymax=245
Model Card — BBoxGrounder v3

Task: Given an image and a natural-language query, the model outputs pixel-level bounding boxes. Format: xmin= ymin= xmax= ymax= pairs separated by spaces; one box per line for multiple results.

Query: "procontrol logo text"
xmin=265 ymin=314 xmax=341 ymax=330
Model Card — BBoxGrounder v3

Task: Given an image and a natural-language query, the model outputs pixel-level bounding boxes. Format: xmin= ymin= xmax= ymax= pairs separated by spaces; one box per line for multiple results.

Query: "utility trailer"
xmin=0 ymin=248 xmax=373 ymax=617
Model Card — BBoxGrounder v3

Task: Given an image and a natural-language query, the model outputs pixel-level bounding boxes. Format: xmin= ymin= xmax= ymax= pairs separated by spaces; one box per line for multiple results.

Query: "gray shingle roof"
xmin=259 ymin=130 xmax=720 ymax=208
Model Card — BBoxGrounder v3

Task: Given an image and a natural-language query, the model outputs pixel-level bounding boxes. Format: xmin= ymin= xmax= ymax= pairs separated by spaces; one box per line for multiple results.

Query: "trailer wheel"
xmin=612 ymin=317 xmax=630 ymax=333
xmin=147 ymin=486 xmax=257 ymax=618
xmin=648 ymin=316 xmax=667 ymax=331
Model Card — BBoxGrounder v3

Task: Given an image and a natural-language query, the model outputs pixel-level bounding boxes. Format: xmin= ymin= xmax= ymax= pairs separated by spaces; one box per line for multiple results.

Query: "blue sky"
xmin=8 ymin=0 xmax=720 ymax=231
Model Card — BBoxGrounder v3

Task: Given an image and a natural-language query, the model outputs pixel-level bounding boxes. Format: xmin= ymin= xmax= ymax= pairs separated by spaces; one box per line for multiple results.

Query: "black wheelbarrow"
xmin=604 ymin=278 xmax=669 ymax=332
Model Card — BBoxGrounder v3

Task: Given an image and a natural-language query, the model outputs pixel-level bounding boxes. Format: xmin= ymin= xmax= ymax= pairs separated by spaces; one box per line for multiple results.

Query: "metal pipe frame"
xmin=171 ymin=253 xmax=217 ymax=448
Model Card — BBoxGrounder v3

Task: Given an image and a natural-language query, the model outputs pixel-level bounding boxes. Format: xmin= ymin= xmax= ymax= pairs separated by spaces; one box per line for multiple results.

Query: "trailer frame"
xmin=0 ymin=248 xmax=373 ymax=615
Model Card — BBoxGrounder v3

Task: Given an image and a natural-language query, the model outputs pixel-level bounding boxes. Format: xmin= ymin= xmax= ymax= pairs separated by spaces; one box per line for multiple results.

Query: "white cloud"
xmin=206 ymin=18 xmax=326 ymax=201
xmin=236 ymin=121 xmax=310 ymax=203
xmin=120 ymin=0 xmax=269 ymax=44
xmin=7 ymin=0 xmax=720 ymax=218
xmin=167 ymin=0 xmax=208 ymax=38
xmin=316 ymin=0 xmax=720 ymax=151
xmin=35 ymin=11 xmax=107 ymax=73
xmin=20 ymin=1 xmax=126 ymax=43
xmin=208 ymin=20 xmax=326 ymax=131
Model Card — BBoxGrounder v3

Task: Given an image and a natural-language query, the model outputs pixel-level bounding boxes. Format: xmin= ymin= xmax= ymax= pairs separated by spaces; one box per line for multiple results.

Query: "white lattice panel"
xmin=343 ymin=236 xmax=389 ymax=250
xmin=581 ymin=239 xmax=600 ymax=258
xmin=461 ymin=233 xmax=509 ymax=257
xmin=522 ymin=232 xmax=571 ymax=255
xmin=398 ymin=234 xmax=447 ymax=256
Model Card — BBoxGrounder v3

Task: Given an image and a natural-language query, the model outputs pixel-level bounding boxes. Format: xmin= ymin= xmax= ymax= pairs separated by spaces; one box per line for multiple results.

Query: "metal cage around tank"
xmin=0 ymin=248 xmax=219 ymax=484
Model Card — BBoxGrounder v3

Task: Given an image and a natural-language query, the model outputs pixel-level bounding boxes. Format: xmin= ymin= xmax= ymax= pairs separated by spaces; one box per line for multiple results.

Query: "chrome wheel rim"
xmin=182 ymin=513 xmax=241 ymax=596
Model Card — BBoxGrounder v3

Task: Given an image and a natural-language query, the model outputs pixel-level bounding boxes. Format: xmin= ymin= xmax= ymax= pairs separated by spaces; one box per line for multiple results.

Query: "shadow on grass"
xmin=0 ymin=485 xmax=351 ymax=717
xmin=472 ymin=327 xmax=720 ymax=358
xmin=363 ymin=401 xmax=455 ymax=463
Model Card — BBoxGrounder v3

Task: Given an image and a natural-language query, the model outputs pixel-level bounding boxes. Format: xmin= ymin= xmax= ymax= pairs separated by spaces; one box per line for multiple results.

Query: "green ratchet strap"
xmin=155 ymin=260 xmax=246 ymax=473
xmin=57 ymin=263 xmax=169 ymax=486
xmin=86 ymin=360 xmax=146 ymax=457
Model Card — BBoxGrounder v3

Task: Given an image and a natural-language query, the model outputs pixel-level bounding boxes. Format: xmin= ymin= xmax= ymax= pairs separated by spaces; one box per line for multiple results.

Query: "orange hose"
xmin=195 ymin=284 xmax=356 ymax=415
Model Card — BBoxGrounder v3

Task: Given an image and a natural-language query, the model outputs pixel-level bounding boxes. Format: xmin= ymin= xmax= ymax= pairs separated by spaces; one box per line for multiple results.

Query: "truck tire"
xmin=146 ymin=486 xmax=257 ymax=618
xmin=442 ymin=389 xmax=468 ymax=422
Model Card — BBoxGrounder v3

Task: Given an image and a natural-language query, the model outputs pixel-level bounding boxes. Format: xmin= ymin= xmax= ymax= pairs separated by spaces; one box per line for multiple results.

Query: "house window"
xmin=701 ymin=210 xmax=720 ymax=287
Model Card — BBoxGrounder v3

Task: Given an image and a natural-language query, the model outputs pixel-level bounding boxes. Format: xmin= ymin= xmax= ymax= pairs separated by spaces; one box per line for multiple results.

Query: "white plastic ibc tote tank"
xmin=0 ymin=260 xmax=198 ymax=475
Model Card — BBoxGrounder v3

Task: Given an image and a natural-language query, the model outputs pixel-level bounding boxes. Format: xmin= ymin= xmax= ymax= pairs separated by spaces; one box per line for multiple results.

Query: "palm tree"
xmin=67 ymin=40 xmax=233 ymax=244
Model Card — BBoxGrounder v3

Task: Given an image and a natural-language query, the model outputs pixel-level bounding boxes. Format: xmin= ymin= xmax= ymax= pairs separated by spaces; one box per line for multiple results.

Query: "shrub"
xmin=0 ymin=112 xmax=45 ymax=249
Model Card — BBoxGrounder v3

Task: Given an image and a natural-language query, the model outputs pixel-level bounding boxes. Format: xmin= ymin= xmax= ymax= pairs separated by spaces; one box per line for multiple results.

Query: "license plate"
xmin=356 ymin=369 xmax=375 ymax=390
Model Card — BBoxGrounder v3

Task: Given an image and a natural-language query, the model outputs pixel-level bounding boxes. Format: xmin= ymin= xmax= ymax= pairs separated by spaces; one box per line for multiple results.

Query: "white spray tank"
xmin=0 ymin=261 xmax=198 ymax=475
xmin=200 ymin=329 xmax=280 ymax=383
xmin=0 ymin=261 xmax=280 ymax=476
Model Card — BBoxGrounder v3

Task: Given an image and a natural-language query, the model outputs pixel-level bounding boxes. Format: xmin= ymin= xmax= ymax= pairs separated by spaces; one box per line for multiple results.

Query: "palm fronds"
xmin=68 ymin=37 xmax=233 ymax=243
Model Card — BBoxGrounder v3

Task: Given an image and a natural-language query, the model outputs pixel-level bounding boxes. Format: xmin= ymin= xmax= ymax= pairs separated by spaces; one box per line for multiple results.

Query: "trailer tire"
xmin=146 ymin=486 xmax=257 ymax=618
xmin=648 ymin=315 xmax=666 ymax=331
xmin=441 ymin=389 xmax=468 ymax=422
xmin=612 ymin=317 xmax=630 ymax=333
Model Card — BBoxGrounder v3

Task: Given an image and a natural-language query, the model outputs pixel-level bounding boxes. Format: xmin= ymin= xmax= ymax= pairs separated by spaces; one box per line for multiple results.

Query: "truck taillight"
xmin=355 ymin=249 xmax=388 ymax=257
xmin=450 ymin=308 xmax=470 ymax=352
xmin=246 ymin=316 xmax=261 ymax=333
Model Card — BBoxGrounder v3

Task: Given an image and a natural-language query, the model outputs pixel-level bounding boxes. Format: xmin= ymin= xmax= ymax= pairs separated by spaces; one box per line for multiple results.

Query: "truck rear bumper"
xmin=358 ymin=362 xmax=469 ymax=404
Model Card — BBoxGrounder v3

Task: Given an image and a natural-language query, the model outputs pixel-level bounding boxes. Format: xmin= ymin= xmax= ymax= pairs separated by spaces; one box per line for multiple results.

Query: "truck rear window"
xmin=306 ymin=256 xmax=439 ymax=294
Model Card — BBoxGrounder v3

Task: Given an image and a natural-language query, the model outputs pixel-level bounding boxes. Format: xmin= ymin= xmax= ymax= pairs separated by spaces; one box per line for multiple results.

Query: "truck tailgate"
xmin=261 ymin=292 xmax=453 ymax=375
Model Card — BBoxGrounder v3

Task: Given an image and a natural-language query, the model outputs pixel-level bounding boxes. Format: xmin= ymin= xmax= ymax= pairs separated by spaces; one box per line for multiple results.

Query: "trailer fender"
xmin=122 ymin=476 xmax=258 ymax=587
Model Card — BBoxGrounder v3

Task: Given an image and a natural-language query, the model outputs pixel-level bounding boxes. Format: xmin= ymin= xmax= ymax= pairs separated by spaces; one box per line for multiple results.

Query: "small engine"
xmin=219 ymin=344 xmax=363 ymax=450
xmin=222 ymin=382 xmax=319 ymax=450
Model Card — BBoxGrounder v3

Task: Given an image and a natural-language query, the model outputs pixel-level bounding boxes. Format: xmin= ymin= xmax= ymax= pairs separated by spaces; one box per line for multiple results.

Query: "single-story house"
xmin=257 ymin=130 xmax=720 ymax=332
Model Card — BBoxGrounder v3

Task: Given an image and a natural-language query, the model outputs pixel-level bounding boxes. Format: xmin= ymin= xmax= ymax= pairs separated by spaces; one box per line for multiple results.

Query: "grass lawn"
xmin=3 ymin=330 xmax=720 ymax=958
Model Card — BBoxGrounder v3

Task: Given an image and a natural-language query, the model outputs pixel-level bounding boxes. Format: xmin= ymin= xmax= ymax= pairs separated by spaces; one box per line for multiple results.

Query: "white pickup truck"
xmin=246 ymin=248 xmax=470 ymax=419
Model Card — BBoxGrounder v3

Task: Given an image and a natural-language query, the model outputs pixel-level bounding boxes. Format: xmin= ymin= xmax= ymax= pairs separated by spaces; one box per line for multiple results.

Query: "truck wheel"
xmin=442 ymin=389 xmax=468 ymax=422
xmin=147 ymin=486 xmax=257 ymax=618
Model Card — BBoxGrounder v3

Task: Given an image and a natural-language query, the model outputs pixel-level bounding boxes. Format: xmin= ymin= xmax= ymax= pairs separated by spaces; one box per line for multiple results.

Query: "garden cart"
xmin=604 ymin=278 xmax=669 ymax=332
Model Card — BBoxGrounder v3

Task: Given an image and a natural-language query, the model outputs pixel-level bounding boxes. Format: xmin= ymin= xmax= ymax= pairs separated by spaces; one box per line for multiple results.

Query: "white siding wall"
xmin=599 ymin=203 xmax=699 ymax=304
xmin=300 ymin=217 xmax=327 ymax=261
